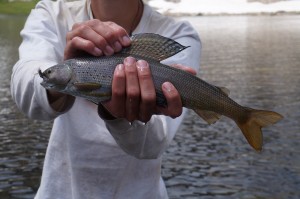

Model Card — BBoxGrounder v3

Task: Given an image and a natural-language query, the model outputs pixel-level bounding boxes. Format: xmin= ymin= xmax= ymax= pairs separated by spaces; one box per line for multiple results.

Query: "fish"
xmin=39 ymin=33 xmax=283 ymax=151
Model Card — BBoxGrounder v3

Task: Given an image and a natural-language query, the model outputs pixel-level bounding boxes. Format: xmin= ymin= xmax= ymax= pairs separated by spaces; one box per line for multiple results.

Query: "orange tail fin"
xmin=236 ymin=109 xmax=283 ymax=151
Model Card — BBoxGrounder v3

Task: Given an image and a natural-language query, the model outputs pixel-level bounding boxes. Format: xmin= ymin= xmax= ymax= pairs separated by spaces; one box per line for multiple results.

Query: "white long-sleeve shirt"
xmin=11 ymin=0 xmax=201 ymax=198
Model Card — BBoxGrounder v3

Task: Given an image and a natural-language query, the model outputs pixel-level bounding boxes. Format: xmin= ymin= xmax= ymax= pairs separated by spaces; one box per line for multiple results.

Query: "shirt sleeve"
xmin=104 ymin=19 xmax=201 ymax=159
xmin=11 ymin=1 xmax=66 ymax=120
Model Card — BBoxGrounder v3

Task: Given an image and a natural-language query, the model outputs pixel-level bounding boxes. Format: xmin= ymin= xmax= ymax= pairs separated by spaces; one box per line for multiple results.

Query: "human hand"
xmin=64 ymin=19 xmax=131 ymax=60
xmin=102 ymin=57 xmax=197 ymax=123
xmin=48 ymin=20 xmax=131 ymax=111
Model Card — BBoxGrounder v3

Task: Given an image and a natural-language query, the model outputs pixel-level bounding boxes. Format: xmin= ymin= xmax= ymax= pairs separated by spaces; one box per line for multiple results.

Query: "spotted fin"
xmin=121 ymin=33 xmax=189 ymax=61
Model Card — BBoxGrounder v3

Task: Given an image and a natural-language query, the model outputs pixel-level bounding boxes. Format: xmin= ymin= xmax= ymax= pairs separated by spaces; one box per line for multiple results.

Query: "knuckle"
xmin=77 ymin=24 xmax=89 ymax=33
xmin=113 ymin=89 xmax=124 ymax=98
xmin=84 ymin=41 xmax=94 ymax=49
xmin=138 ymin=70 xmax=152 ymax=79
xmin=66 ymin=31 xmax=73 ymax=41
xmin=105 ymin=21 xmax=115 ymax=26
xmin=103 ymin=30 xmax=116 ymax=42
xmin=127 ymin=90 xmax=140 ymax=100
xmin=114 ymin=70 xmax=125 ymax=79
xmin=69 ymin=36 xmax=80 ymax=46
xmin=71 ymin=37 xmax=94 ymax=53
xmin=126 ymin=69 xmax=137 ymax=76
xmin=88 ymin=19 xmax=100 ymax=26
xmin=72 ymin=22 xmax=81 ymax=30
xmin=114 ymin=27 xmax=127 ymax=37
xmin=142 ymin=92 xmax=156 ymax=104
xmin=125 ymin=64 xmax=137 ymax=74
xmin=94 ymin=37 xmax=107 ymax=48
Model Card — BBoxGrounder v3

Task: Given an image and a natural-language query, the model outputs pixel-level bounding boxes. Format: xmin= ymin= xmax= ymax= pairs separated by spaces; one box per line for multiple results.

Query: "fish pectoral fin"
xmin=194 ymin=109 xmax=221 ymax=124
xmin=73 ymin=82 xmax=102 ymax=91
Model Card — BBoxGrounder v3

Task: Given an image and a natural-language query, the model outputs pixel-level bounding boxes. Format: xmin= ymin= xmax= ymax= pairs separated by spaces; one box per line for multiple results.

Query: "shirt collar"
xmin=86 ymin=0 xmax=93 ymax=19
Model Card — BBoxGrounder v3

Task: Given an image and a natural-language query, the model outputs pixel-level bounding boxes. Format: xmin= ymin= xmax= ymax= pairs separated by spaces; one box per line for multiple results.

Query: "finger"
xmin=102 ymin=64 xmax=126 ymax=118
xmin=171 ymin=64 xmax=197 ymax=75
xmin=68 ymin=22 xmax=114 ymax=56
xmin=159 ymin=82 xmax=182 ymax=118
xmin=64 ymin=37 xmax=103 ymax=60
xmin=124 ymin=57 xmax=140 ymax=122
xmin=136 ymin=60 xmax=156 ymax=122
xmin=108 ymin=22 xmax=131 ymax=47
xmin=87 ymin=20 xmax=131 ymax=49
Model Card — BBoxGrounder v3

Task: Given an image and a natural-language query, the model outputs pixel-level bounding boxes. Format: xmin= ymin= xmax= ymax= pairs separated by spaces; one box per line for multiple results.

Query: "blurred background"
xmin=0 ymin=0 xmax=299 ymax=198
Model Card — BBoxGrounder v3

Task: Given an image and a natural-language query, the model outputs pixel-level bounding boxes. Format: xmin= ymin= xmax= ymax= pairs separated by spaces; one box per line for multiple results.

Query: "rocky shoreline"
xmin=148 ymin=0 xmax=300 ymax=17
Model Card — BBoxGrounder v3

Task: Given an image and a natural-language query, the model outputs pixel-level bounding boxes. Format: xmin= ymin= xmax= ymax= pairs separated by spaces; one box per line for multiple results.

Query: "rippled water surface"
xmin=0 ymin=15 xmax=299 ymax=199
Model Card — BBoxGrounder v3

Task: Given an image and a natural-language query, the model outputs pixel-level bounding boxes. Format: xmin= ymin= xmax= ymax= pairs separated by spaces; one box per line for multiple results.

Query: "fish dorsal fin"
xmin=121 ymin=33 xmax=189 ymax=61
xmin=194 ymin=109 xmax=222 ymax=125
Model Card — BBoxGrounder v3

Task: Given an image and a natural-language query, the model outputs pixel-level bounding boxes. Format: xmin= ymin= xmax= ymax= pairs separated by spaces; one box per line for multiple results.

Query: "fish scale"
xmin=39 ymin=33 xmax=283 ymax=151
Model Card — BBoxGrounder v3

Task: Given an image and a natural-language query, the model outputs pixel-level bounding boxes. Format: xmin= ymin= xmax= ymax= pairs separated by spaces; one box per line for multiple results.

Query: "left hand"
xmin=102 ymin=57 xmax=196 ymax=123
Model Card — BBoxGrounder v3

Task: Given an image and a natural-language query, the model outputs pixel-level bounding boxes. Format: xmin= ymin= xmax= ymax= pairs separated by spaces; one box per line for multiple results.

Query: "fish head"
xmin=39 ymin=63 xmax=72 ymax=91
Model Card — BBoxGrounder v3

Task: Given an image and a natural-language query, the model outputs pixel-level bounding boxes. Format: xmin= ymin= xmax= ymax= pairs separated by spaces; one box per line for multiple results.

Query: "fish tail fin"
xmin=236 ymin=109 xmax=283 ymax=151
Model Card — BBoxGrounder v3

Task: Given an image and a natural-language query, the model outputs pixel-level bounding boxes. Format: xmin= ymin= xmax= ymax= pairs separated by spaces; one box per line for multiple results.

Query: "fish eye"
xmin=47 ymin=70 xmax=52 ymax=74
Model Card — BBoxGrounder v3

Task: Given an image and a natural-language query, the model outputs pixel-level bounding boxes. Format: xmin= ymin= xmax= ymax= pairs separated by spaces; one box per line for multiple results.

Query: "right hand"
xmin=48 ymin=19 xmax=131 ymax=112
xmin=64 ymin=19 xmax=131 ymax=60
xmin=102 ymin=57 xmax=197 ymax=123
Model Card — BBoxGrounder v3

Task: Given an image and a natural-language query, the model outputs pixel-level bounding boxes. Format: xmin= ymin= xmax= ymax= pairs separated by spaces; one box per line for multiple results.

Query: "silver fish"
xmin=39 ymin=33 xmax=283 ymax=151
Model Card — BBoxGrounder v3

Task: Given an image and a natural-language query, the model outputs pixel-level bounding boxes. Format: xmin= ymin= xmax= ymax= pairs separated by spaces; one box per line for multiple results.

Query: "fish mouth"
xmin=40 ymin=80 xmax=54 ymax=90
xmin=38 ymin=69 xmax=45 ymax=78
xmin=39 ymin=69 xmax=53 ymax=89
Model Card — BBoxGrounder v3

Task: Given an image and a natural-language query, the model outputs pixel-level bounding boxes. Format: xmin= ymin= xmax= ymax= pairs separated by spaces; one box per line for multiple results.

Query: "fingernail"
xmin=113 ymin=41 xmax=122 ymax=52
xmin=163 ymin=82 xmax=173 ymax=92
xmin=124 ymin=57 xmax=135 ymax=65
xmin=94 ymin=47 xmax=102 ymax=56
xmin=104 ymin=46 xmax=114 ymax=56
xmin=137 ymin=60 xmax=148 ymax=71
xmin=117 ymin=64 xmax=124 ymax=71
xmin=116 ymin=64 xmax=124 ymax=76
xmin=122 ymin=36 xmax=131 ymax=46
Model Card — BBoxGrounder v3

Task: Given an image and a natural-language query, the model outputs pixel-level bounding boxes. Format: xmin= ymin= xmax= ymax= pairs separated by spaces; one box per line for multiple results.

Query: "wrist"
xmin=98 ymin=103 xmax=117 ymax=120
xmin=47 ymin=90 xmax=75 ymax=112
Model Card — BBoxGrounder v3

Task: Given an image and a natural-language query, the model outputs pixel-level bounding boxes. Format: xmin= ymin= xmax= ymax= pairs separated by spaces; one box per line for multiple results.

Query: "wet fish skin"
xmin=39 ymin=33 xmax=283 ymax=151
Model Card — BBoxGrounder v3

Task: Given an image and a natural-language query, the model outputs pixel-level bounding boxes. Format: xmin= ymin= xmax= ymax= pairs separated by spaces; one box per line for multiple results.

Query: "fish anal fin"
xmin=236 ymin=109 xmax=283 ymax=151
xmin=73 ymin=82 xmax=101 ymax=91
xmin=216 ymin=86 xmax=230 ymax=96
xmin=122 ymin=33 xmax=189 ymax=61
xmin=194 ymin=109 xmax=221 ymax=125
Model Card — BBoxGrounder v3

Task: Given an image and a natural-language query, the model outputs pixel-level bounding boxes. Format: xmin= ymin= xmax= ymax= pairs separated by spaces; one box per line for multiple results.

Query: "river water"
xmin=0 ymin=14 xmax=299 ymax=199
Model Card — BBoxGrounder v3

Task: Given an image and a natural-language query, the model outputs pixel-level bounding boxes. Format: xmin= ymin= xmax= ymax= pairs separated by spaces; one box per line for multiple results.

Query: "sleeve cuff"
xmin=103 ymin=116 xmax=168 ymax=159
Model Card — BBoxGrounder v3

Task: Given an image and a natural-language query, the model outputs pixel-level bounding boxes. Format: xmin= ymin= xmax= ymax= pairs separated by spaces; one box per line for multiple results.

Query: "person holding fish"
xmin=11 ymin=0 xmax=201 ymax=198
